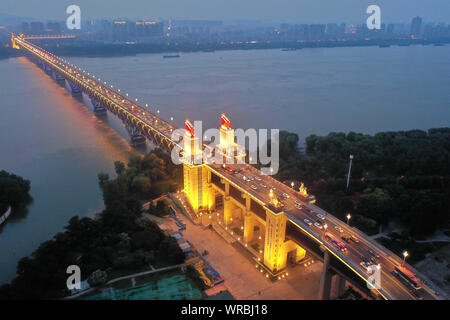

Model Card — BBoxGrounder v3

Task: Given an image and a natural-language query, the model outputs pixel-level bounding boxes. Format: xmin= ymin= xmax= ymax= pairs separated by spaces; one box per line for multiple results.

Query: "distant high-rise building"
xmin=112 ymin=20 xmax=128 ymax=41
xmin=21 ymin=22 xmax=30 ymax=34
xmin=309 ymin=24 xmax=325 ymax=40
xmin=30 ymin=22 xmax=45 ymax=34
xmin=386 ymin=24 xmax=395 ymax=35
xmin=410 ymin=16 xmax=422 ymax=37
xmin=47 ymin=22 xmax=61 ymax=34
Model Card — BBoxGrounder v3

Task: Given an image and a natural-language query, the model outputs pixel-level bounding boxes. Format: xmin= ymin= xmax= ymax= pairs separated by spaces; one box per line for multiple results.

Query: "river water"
xmin=1 ymin=45 xmax=449 ymax=284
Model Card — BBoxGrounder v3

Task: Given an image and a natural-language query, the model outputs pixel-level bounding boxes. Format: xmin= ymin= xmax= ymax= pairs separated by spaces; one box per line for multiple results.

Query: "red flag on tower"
xmin=221 ymin=113 xmax=231 ymax=130
xmin=185 ymin=119 xmax=195 ymax=137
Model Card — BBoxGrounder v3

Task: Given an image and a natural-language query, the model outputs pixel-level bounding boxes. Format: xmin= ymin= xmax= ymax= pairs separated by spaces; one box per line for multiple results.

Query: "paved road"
xmin=208 ymin=163 xmax=440 ymax=300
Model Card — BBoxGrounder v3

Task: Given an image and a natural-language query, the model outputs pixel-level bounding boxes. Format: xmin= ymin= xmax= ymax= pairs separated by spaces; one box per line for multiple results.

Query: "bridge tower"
xmin=11 ymin=33 xmax=21 ymax=50
xmin=182 ymin=119 xmax=211 ymax=213
xmin=217 ymin=113 xmax=245 ymax=162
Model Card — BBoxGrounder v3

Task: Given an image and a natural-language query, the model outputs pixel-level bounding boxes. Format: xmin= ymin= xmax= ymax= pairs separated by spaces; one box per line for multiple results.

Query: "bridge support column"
xmin=263 ymin=211 xmax=287 ymax=273
xmin=318 ymin=250 xmax=333 ymax=300
xmin=222 ymin=183 xmax=233 ymax=226
xmin=183 ymin=164 xmax=209 ymax=214
xmin=243 ymin=198 xmax=255 ymax=243
xmin=332 ymin=275 xmax=347 ymax=299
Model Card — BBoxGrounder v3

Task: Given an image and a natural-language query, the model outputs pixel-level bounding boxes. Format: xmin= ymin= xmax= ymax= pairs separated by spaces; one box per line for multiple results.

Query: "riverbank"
xmin=24 ymin=36 xmax=450 ymax=58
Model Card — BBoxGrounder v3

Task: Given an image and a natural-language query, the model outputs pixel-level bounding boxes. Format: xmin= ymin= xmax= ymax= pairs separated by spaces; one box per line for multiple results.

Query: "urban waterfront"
xmin=1 ymin=44 xmax=450 ymax=286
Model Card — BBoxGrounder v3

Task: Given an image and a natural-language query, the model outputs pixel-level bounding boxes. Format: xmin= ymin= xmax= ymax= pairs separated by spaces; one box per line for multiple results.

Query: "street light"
xmin=291 ymin=182 xmax=294 ymax=189
xmin=346 ymin=213 xmax=351 ymax=225
xmin=346 ymin=154 xmax=354 ymax=191
xmin=402 ymin=251 xmax=409 ymax=266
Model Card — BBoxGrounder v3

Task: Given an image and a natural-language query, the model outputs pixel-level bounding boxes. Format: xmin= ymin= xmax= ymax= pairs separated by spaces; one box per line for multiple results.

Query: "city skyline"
xmin=1 ymin=0 xmax=450 ymax=24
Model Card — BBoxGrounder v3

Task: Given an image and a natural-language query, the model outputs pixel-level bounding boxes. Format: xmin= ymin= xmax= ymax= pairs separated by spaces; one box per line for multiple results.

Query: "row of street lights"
xmin=55 ymin=56 xmax=174 ymax=124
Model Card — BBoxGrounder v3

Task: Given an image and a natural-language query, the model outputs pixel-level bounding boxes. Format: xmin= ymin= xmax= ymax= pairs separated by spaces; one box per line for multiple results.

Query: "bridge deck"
xmin=14 ymin=35 xmax=180 ymax=151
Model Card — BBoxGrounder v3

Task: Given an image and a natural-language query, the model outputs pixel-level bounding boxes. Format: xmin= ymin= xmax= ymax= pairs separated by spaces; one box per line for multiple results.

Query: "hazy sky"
xmin=2 ymin=0 xmax=450 ymax=23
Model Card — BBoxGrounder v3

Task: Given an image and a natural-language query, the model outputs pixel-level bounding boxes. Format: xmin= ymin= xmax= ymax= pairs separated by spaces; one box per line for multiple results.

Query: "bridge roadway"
xmin=14 ymin=35 xmax=441 ymax=300
xmin=13 ymin=35 xmax=181 ymax=152
xmin=208 ymin=163 xmax=440 ymax=300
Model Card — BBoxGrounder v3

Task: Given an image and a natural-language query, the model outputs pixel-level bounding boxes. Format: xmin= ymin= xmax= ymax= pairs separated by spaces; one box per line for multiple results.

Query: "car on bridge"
xmin=325 ymin=232 xmax=347 ymax=252
xmin=367 ymin=250 xmax=381 ymax=265
xmin=341 ymin=236 xmax=352 ymax=243
xmin=360 ymin=258 xmax=374 ymax=273
xmin=314 ymin=222 xmax=323 ymax=229
xmin=316 ymin=213 xmax=325 ymax=220
xmin=303 ymin=219 xmax=312 ymax=226
xmin=334 ymin=226 xmax=344 ymax=233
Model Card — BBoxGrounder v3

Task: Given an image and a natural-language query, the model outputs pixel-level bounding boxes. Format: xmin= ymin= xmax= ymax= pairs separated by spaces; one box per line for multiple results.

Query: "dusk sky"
xmin=1 ymin=0 xmax=450 ymax=23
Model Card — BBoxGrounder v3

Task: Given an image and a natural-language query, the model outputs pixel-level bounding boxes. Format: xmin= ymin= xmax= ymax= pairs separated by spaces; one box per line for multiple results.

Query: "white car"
xmin=316 ymin=213 xmax=325 ymax=220
xmin=314 ymin=222 xmax=323 ymax=229
xmin=260 ymin=183 xmax=266 ymax=188
xmin=251 ymin=185 xmax=258 ymax=190
xmin=334 ymin=226 xmax=344 ymax=233
xmin=255 ymin=176 xmax=262 ymax=181
xmin=282 ymin=193 xmax=290 ymax=199
xmin=295 ymin=203 xmax=302 ymax=209
xmin=360 ymin=260 xmax=373 ymax=273
xmin=304 ymin=219 xmax=312 ymax=226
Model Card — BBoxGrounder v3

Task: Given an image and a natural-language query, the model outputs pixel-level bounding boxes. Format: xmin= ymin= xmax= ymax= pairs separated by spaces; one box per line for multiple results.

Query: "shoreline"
xmin=4 ymin=37 xmax=449 ymax=59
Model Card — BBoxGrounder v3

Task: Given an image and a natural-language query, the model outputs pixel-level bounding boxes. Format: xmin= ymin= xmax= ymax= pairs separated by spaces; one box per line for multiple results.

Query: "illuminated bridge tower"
xmin=11 ymin=33 xmax=21 ymax=50
xmin=218 ymin=113 xmax=245 ymax=163
xmin=181 ymin=114 xmax=307 ymax=276
xmin=182 ymin=119 xmax=211 ymax=213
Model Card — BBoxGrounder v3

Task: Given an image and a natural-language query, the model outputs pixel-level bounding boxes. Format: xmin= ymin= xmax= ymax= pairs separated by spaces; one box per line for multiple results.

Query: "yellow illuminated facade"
xmin=183 ymin=129 xmax=212 ymax=213
xmin=180 ymin=116 xmax=306 ymax=275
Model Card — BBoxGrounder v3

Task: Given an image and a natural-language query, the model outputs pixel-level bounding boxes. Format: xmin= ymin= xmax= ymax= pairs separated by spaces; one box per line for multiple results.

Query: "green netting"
xmin=84 ymin=274 xmax=203 ymax=300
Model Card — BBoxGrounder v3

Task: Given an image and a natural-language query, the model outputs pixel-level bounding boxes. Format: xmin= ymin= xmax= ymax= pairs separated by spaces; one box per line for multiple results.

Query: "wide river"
xmin=1 ymin=45 xmax=449 ymax=284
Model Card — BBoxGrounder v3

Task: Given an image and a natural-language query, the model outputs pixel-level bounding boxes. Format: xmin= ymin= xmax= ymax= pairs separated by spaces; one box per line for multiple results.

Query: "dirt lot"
xmin=415 ymin=243 xmax=450 ymax=298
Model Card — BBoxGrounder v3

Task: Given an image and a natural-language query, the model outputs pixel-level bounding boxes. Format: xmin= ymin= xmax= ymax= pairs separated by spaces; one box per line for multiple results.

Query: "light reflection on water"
xmin=0 ymin=57 xmax=141 ymax=284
